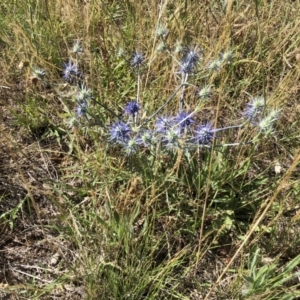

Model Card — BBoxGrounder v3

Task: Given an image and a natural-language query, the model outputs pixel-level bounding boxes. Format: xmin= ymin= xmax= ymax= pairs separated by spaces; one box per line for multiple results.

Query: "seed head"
xmin=156 ymin=24 xmax=169 ymax=39
xmin=70 ymin=40 xmax=83 ymax=54
xmin=32 ymin=68 xmax=46 ymax=80
xmin=257 ymin=109 xmax=280 ymax=134
xmin=123 ymin=136 xmax=140 ymax=155
xmin=198 ymin=85 xmax=213 ymax=100
xmin=117 ymin=47 xmax=126 ymax=58
xmin=207 ymin=59 xmax=222 ymax=72
xmin=156 ymin=41 xmax=166 ymax=52
xmin=163 ymin=127 xmax=181 ymax=150
xmin=220 ymin=49 xmax=233 ymax=63
xmin=136 ymin=130 xmax=151 ymax=147
xmin=77 ymin=84 xmax=91 ymax=102
xmin=174 ymin=40 xmax=183 ymax=53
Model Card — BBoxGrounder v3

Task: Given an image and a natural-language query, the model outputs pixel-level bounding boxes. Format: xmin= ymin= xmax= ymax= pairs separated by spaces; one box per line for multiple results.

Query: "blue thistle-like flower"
xmin=155 ymin=116 xmax=174 ymax=133
xmin=243 ymin=96 xmax=265 ymax=121
xmin=124 ymin=101 xmax=140 ymax=116
xmin=178 ymin=60 xmax=195 ymax=74
xmin=109 ymin=121 xmax=131 ymax=144
xmin=62 ymin=60 xmax=81 ymax=83
xmin=183 ymin=46 xmax=201 ymax=65
xmin=174 ymin=111 xmax=195 ymax=129
xmin=193 ymin=122 xmax=215 ymax=145
xmin=131 ymin=50 xmax=145 ymax=68
xmin=178 ymin=46 xmax=201 ymax=74
xmin=76 ymin=101 xmax=87 ymax=117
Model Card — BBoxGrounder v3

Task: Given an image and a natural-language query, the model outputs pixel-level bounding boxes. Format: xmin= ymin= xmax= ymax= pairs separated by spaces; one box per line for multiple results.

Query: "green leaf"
xmin=113 ymin=210 xmax=120 ymax=224
xmin=243 ymin=275 xmax=255 ymax=284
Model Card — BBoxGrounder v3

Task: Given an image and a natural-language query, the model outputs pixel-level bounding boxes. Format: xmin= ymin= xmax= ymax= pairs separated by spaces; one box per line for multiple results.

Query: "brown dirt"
xmin=0 ymin=85 xmax=82 ymax=299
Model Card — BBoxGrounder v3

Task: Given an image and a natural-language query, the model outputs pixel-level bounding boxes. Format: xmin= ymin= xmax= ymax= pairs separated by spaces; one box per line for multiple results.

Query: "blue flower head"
xmin=124 ymin=101 xmax=140 ymax=116
xmin=178 ymin=46 xmax=201 ymax=74
xmin=62 ymin=60 xmax=81 ymax=83
xmin=76 ymin=101 xmax=87 ymax=117
xmin=178 ymin=61 xmax=195 ymax=74
xmin=174 ymin=111 xmax=195 ymax=129
xmin=155 ymin=116 xmax=174 ymax=133
xmin=131 ymin=51 xmax=145 ymax=68
xmin=109 ymin=121 xmax=131 ymax=144
xmin=194 ymin=122 xmax=214 ymax=145
xmin=183 ymin=46 xmax=201 ymax=65
xmin=243 ymin=96 xmax=265 ymax=121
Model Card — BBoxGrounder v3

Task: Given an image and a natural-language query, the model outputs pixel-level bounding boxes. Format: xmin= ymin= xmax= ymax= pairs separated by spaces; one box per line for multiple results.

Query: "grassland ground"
xmin=1 ymin=1 xmax=300 ymax=299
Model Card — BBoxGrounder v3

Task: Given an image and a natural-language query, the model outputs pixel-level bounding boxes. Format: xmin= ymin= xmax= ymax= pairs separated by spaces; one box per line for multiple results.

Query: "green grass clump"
xmin=0 ymin=1 xmax=300 ymax=299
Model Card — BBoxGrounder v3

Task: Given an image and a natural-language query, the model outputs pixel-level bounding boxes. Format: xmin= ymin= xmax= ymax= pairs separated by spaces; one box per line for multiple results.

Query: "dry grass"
xmin=1 ymin=0 xmax=300 ymax=299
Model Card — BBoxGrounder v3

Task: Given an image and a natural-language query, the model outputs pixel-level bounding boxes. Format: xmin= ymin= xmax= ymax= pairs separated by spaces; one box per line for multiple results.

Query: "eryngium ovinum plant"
xmin=108 ymin=41 xmax=279 ymax=156
xmin=34 ymin=32 xmax=280 ymax=159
